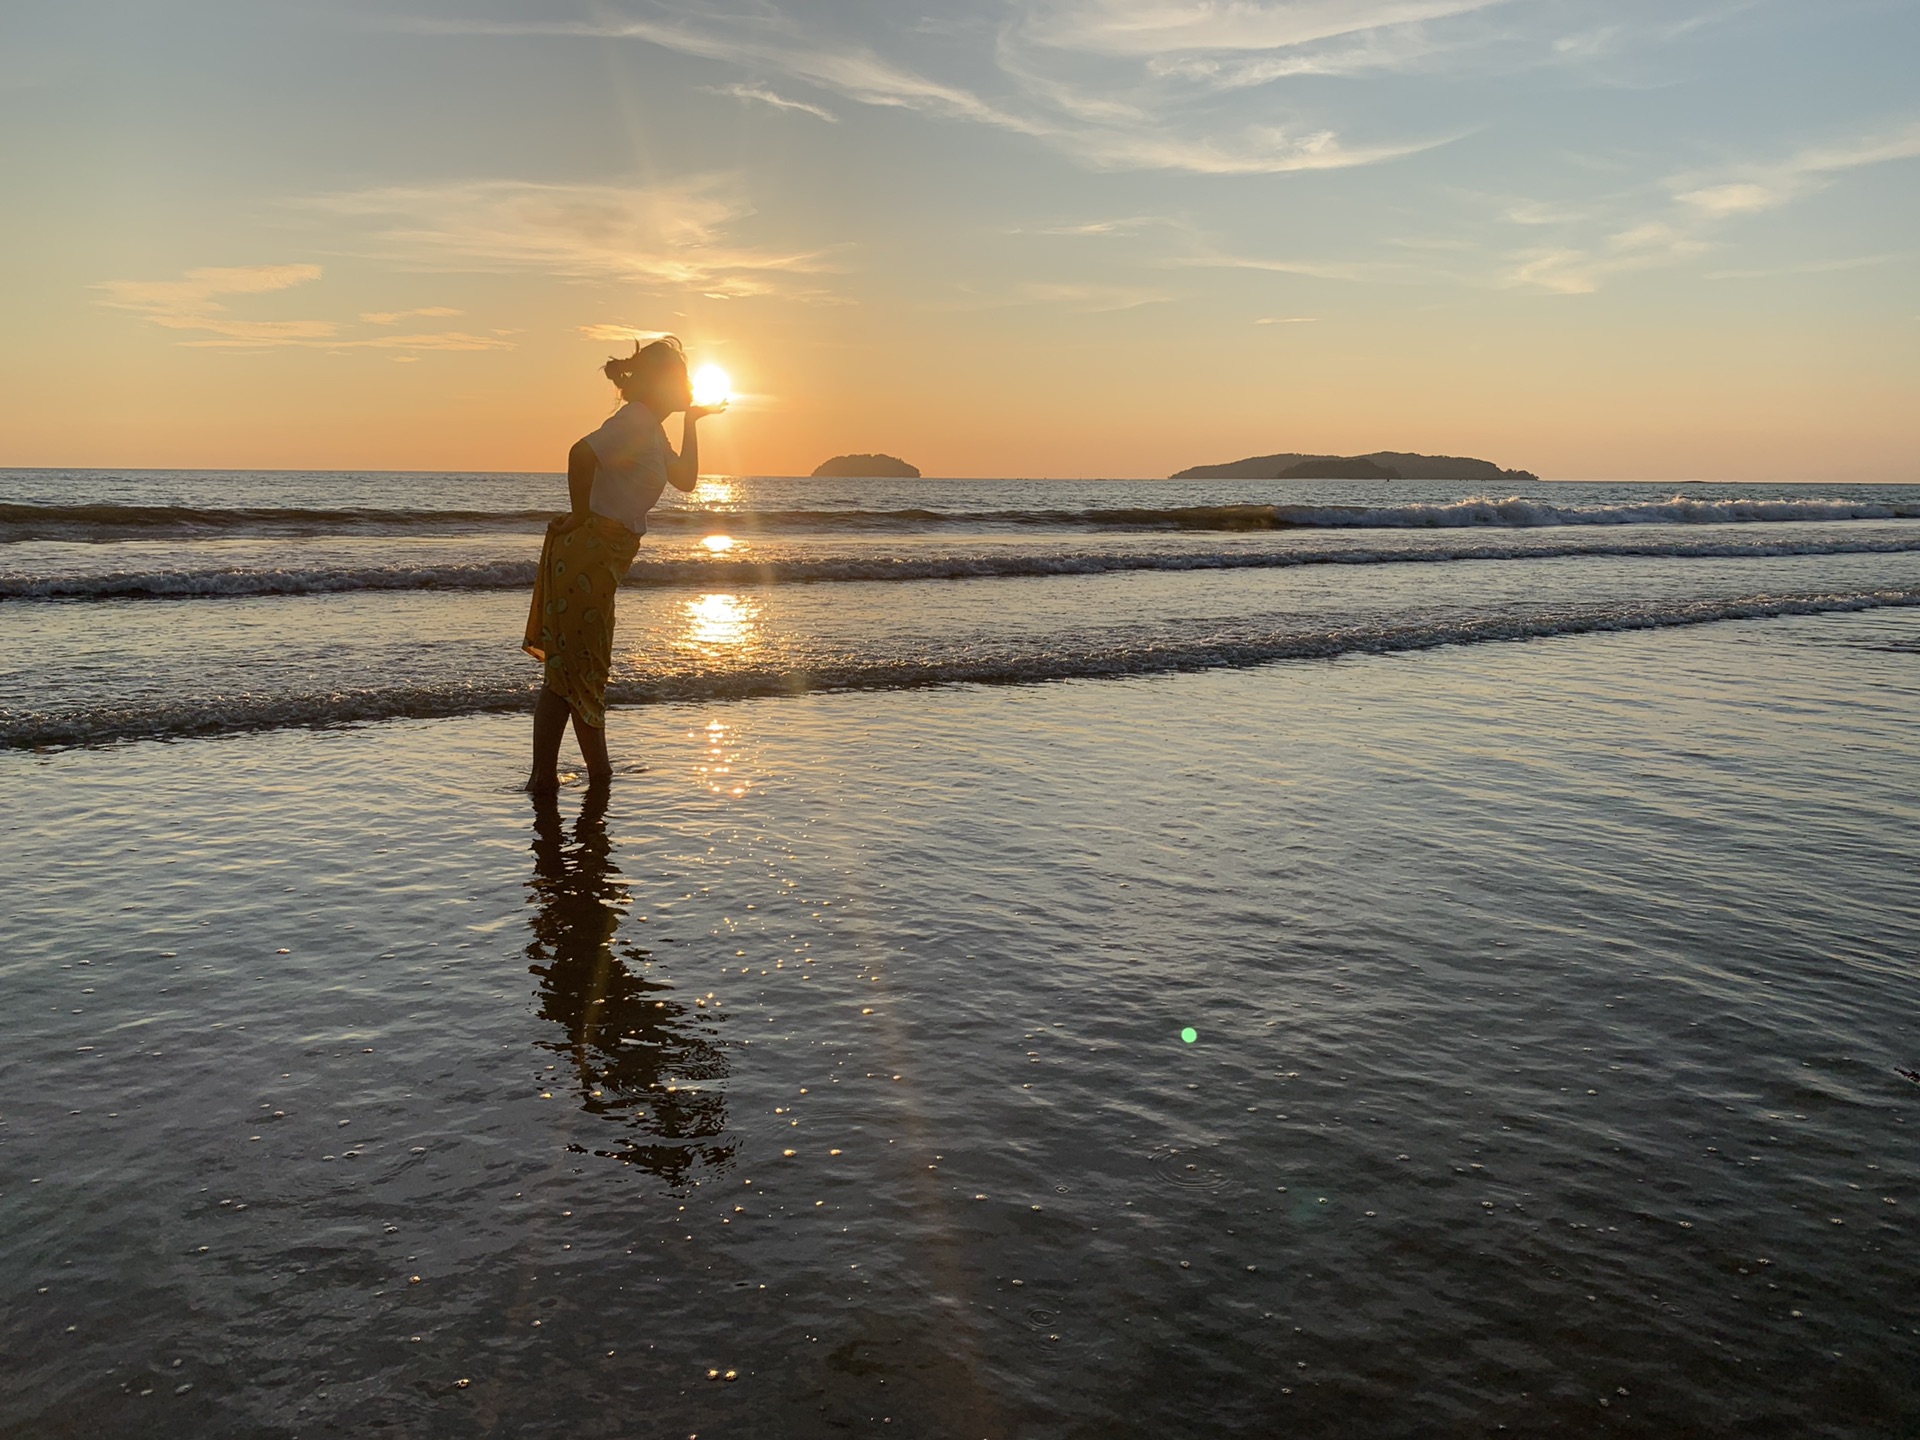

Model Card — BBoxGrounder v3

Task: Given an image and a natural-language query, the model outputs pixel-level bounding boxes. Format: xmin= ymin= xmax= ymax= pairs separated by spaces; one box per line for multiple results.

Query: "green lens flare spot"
xmin=1180 ymin=1027 xmax=1198 ymax=1044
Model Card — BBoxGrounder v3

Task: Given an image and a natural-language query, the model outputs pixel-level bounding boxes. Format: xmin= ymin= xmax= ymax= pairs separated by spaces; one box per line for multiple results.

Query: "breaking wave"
xmin=8 ymin=587 xmax=1914 ymax=749
xmin=11 ymin=534 xmax=1920 ymax=600
xmin=7 ymin=494 xmax=1919 ymax=544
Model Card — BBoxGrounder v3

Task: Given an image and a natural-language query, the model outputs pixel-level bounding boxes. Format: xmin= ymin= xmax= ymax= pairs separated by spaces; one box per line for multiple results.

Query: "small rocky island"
xmin=812 ymin=453 xmax=921 ymax=478
xmin=1174 ymin=451 xmax=1538 ymax=483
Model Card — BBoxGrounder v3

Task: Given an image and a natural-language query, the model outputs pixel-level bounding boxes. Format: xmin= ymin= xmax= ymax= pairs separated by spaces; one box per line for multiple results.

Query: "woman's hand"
xmin=684 ymin=401 xmax=728 ymax=423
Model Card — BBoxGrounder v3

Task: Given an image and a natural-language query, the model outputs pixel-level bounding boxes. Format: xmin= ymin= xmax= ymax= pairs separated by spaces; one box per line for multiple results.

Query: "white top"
xmin=585 ymin=401 xmax=672 ymax=534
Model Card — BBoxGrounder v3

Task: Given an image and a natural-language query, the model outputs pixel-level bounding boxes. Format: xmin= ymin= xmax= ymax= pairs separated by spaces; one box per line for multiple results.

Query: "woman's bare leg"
xmin=572 ymin=710 xmax=613 ymax=788
xmin=528 ymin=685 xmax=573 ymax=792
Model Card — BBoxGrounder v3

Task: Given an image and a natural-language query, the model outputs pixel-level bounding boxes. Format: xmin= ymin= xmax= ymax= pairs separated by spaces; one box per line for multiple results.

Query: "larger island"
xmin=1173 ymin=451 xmax=1538 ymax=483
xmin=812 ymin=453 xmax=921 ymax=478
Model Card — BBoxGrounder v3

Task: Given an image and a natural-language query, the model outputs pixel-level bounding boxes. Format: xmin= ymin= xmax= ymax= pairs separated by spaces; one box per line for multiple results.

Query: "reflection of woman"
xmin=526 ymin=789 xmax=732 ymax=1180
xmin=524 ymin=336 xmax=725 ymax=792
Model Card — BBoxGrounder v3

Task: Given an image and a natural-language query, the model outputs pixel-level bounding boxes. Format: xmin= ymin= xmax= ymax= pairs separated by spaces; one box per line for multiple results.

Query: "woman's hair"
xmin=603 ymin=335 xmax=686 ymax=389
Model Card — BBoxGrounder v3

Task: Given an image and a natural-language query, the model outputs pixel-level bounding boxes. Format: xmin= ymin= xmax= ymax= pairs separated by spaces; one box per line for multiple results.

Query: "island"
xmin=1276 ymin=457 xmax=1399 ymax=480
xmin=811 ymin=453 xmax=921 ymax=478
xmin=1172 ymin=451 xmax=1538 ymax=484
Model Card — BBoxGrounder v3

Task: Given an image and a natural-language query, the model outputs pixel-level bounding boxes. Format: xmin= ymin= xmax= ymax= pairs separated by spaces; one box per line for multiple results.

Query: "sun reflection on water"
xmin=679 ymin=592 xmax=762 ymax=658
xmin=701 ymin=534 xmax=736 ymax=553
xmin=694 ymin=717 xmax=749 ymax=797
xmin=695 ymin=477 xmax=739 ymax=509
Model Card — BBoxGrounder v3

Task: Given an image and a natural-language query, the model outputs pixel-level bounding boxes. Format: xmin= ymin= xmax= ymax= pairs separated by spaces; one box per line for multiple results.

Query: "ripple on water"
xmin=1146 ymin=1146 xmax=1234 ymax=1193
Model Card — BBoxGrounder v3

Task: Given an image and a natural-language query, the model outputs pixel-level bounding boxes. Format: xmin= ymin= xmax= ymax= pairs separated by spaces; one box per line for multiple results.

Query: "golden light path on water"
xmin=695 ymin=716 xmax=745 ymax=796
xmin=677 ymin=591 xmax=764 ymax=677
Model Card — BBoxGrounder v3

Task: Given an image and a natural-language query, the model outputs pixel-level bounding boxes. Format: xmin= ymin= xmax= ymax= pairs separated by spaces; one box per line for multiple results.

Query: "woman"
xmin=524 ymin=336 xmax=723 ymax=792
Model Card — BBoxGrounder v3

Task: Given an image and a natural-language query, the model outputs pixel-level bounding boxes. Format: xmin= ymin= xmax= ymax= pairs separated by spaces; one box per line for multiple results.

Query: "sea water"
xmin=2 ymin=469 xmax=1918 ymax=1436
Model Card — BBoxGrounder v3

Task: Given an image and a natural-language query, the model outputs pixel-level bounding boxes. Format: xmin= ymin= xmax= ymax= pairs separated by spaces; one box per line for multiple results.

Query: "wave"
xmin=0 ymin=502 xmax=557 ymax=542
xmin=8 ymin=494 xmax=1920 ymax=543
xmin=1266 ymin=496 xmax=1920 ymax=529
xmin=8 ymin=587 xmax=1914 ymax=750
xmin=10 ymin=534 xmax=1920 ymax=601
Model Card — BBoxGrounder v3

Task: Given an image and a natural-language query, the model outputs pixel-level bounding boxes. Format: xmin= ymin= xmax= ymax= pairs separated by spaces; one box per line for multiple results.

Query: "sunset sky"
xmin=2 ymin=0 xmax=1915 ymax=479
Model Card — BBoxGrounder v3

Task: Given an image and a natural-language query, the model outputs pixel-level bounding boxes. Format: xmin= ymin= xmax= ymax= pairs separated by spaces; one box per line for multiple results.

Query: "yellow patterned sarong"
xmin=523 ymin=514 xmax=641 ymax=729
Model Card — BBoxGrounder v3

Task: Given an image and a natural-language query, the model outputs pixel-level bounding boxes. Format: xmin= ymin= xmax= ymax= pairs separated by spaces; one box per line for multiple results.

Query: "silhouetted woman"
xmin=523 ymin=336 xmax=724 ymax=791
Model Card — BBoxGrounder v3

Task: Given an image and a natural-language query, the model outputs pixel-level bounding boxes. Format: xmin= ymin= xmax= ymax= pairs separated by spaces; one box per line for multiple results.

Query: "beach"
xmin=4 ymin=473 xmax=1920 ymax=1436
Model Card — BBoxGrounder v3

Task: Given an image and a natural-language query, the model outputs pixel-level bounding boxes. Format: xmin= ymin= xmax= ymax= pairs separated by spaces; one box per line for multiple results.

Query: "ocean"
xmin=3 ymin=468 xmax=1918 ymax=1436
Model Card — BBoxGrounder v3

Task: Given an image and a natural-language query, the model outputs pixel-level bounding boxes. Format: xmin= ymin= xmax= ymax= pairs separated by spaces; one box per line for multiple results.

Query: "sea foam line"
xmin=6 ymin=587 xmax=1914 ymax=749
xmin=5 ymin=494 xmax=1919 ymax=543
xmin=8 ymin=535 xmax=1920 ymax=601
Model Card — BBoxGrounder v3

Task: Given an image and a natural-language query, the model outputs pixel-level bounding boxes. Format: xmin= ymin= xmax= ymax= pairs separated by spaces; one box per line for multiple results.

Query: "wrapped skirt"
xmin=522 ymin=514 xmax=641 ymax=729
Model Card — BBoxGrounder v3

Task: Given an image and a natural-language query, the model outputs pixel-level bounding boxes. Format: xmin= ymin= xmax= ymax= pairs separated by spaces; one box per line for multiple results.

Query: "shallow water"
xmin=8 ymin=469 xmax=1920 ymax=750
xmin=4 ymin=611 xmax=1918 ymax=1437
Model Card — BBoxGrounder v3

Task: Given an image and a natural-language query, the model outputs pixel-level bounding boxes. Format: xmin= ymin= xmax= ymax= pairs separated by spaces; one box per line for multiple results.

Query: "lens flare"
xmin=692 ymin=365 xmax=732 ymax=408
xmin=701 ymin=535 xmax=735 ymax=553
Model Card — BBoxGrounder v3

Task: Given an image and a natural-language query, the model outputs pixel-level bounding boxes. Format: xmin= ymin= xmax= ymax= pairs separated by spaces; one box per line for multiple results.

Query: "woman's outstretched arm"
xmin=666 ymin=406 xmax=723 ymax=493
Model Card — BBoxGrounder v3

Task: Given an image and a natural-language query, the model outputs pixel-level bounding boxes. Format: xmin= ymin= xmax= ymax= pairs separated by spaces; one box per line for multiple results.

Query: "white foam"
xmin=7 ymin=534 xmax=1920 ymax=600
xmin=10 ymin=586 xmax=1915 ymax=749
xmin=1273 ymin=495 xmax=1920 ymax=529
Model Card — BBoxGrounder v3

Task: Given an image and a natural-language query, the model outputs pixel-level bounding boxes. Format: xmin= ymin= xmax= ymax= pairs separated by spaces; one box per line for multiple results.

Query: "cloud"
xmin=1011 ymin=281 xmax=1171 ymax=310
xmin=319 ymin=331 xmax=512 ymax=352
xmin=390 ymin=15 xmax=1040 ymax=132
xmin=385 ymin=12 xmax=1449 ymax=176
xmin=1497 ymin=119 xmax=1920 ymax=294
xmin=1673 ymin=122 xmax=1920 ymax=217
xmin=94 ymin=264 xmax=339 ymax=344
xmin=1018 ymin=0 xmax=1515 ymax=56
xmin=1168 ymin=250 xmax=1381 ymax=281
xmin=1705 ymin=251 xmax=1906 ymax=282
xmin=934 ymin=281 xmax=1173 ymax=311
xmin=1072 ymin=123 xmax=1451 ymax=173
xmin=578 ymin=324 xmax=679 ymax=343
xmin=360 ymin=305 xmax=462 ymax=324
xmin=95 ymin=263 xmax=512 ymax=350
xmin=304 ymin=178 xmax=835 ymax=298
xmin=1031 ymin=216 xmax=1172 ymax=235
xmin=1256 ymin=315 xmax=1318 ymax=323
xmin=708 ymin=83 xmax=837 ymax=122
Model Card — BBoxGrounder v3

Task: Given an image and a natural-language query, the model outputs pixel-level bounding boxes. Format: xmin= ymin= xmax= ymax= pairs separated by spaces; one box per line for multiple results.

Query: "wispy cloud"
xmin=1256 ymin=315 xmax=1319 ymax=323
xmin=1168 ymin=250 xmax=1385 ymax=282
xmin=1018 ymin=0 xmax=1514 ymax=56
xmin=578 ymin=323 xmax=679 ymax=344
xmin=303 ymin=178 xmax=836 ymax=298
xmin=360 ymin=305 xmax=462 ymax=324
xmin=1496 ymin=119 xmax=1920 ymax=293
xmin=707 ymin=83 xmax=838 ymax=122
xmin=1030 ymin=215 xmax=1170 ymax=235
xmin=1672 ymin=122 xmax=1920 ymax=217
xmin=94 ymin=264 xmax=337 ymax=344
xmin=384 ymin=11 xmax=1450 ymax=176
xmin=95 ymin=264 xmax=512 ymax=350
xmin=1012 ymin=281 xmax=1172 ymax=310
xmin=933 ymin=280 xmax=1174 ymax=311
xmin=1705 ymin=251 xmax=1906 ymax=281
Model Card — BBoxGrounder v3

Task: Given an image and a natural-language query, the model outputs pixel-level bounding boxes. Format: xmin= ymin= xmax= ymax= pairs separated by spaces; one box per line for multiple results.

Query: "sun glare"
xmin=701 ymin=534 xmax=736 ymax=553
xmin=692 ymin=365 xmax=732 ymax=408
xmin=682 ymin=593 xmax=760 ymax=654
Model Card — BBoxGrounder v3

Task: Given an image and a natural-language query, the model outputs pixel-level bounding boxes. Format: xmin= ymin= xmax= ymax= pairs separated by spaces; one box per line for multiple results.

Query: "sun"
xmin=691 ymin=365 xmax=732 ymax=408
